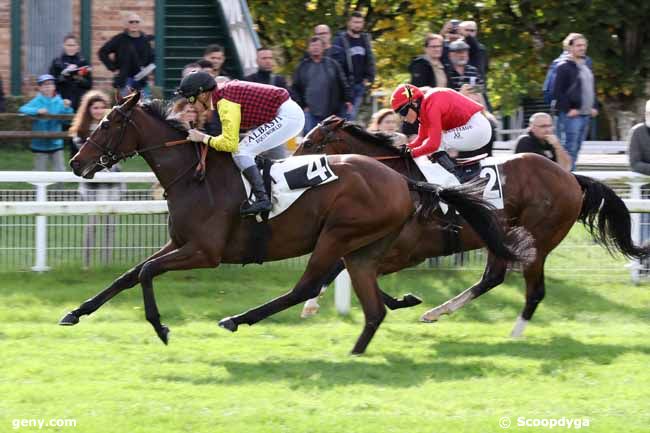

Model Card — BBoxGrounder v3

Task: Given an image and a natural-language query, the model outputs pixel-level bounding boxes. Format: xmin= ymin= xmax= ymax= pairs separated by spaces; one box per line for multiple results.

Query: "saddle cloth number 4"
xmin=284 ymin=156 xmax=335 ymax=190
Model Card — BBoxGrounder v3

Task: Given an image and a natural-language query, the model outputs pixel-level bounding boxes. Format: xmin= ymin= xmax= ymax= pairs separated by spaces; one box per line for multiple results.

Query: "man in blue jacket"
xmin=19 ymin=74 xmax=73 ymax=171
xmin=552 ymin=33 xmax=598 ymax=170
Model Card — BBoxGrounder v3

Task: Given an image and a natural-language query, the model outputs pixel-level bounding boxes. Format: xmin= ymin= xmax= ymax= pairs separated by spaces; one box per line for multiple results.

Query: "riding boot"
xmin=241 ymin=166 xmax=272 ymax=216
xmin=432 ymin=151 xmax=460 ymax=182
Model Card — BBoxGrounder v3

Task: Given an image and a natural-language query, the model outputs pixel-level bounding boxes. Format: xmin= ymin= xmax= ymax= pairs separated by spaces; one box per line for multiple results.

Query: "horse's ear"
xmin=323 ymin=115 xmax=345 ymax=128
xmin=121 ymin=90 xmax=141 ymax=110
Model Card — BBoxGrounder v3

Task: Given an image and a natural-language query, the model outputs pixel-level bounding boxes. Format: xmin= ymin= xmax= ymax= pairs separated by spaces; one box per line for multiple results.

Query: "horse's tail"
xmin=406 ymin=179 xmax=535 ymax=263
xmin=574 ymin=174 xmax=650 ymax=259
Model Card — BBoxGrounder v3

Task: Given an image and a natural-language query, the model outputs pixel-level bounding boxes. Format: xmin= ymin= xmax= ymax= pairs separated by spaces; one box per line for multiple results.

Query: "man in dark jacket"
xmin=552 ymin=33 xmax=598 ymax=170
xmin=515 ymin=113 xmax=571 ymax=171
xmin=331 ymin=12 xmax=375 ymax=120
xmin=244 ymin=48 xmax=288 ymax=90
xmin=98 ymin=13 xmax=155 ymax=97
xmin=49 ymin=34 xmax=92 ymax=111
xmin=459 ymin=21 xmax=488 ymax=78
xmin=292 ymin=37 xmax=352 ymax=135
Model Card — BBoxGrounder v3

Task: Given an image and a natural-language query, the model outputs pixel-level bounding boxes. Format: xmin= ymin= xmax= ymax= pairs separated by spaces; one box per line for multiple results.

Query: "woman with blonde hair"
xmin=367 ymin=108 xmax=408 ymax=146
xmin=70 ymin=90 xmax=122 ymax=267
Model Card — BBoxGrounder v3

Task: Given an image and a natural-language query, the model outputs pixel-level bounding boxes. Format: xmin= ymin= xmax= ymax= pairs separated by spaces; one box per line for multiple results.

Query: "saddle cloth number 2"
xmin=479 ymin=165 xmax=504 ymax=209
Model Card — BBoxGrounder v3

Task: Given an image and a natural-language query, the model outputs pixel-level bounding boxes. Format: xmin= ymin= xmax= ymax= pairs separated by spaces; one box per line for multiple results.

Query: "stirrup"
xmin=240 ymin=198 xmax=272 ymax=216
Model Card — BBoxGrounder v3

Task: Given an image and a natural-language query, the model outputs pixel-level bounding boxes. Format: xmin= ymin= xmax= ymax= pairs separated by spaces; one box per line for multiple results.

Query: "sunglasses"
xmin=398 ymin=104 xmax=412 ymax=116
xmin=129 ymin=20 xmax=140 ymax=24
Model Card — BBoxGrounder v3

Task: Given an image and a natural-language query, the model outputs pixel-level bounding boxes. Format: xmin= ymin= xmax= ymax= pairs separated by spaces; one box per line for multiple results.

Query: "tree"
xmin=248 ymin=0 xmax=650 ymax=135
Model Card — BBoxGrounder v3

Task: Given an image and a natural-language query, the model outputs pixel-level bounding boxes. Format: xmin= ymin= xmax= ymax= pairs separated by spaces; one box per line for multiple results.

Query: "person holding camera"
xmin=49 ymin=34 xmax=92 ymax=111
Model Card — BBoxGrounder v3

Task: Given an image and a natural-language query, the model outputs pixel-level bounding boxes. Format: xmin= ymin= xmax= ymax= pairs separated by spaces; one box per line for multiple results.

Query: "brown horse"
xmin=62 ymin=92 xmax=524 ymax=354
xmin=294 ymin=116 xmax=650 ymax=336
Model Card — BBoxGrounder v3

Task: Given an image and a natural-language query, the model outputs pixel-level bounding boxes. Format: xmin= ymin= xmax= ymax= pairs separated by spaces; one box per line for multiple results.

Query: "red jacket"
xmin=408 ymin=88 xmax=483 ymax=157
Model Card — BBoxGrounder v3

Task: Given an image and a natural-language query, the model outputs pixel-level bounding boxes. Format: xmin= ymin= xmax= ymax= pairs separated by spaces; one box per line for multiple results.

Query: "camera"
xmin=449 ymin=19 xmax=461 ymax=34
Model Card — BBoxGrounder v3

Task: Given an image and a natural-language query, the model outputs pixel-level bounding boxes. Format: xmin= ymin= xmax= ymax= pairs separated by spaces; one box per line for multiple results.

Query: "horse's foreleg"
xmin=59 ymin=240 xmax=177 ymax=326
xmin=420 ymin=254 xmax=507 ymax=323
xmin=511 ymin=258 xmax=546 ymax=338
xmin=300 ymin=259 xmax=345 ymax=318
xmin=138 ymin=245 xmax=218 ymax=344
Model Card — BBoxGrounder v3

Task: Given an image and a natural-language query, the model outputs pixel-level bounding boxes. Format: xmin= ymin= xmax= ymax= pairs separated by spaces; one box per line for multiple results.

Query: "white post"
xmin=31 ymin=182 xmax=51 ymax=272
xmin=628 ymin=181 xmax=643 ymax=283
xmin=334 ymin=269 xmax=351 ymax=315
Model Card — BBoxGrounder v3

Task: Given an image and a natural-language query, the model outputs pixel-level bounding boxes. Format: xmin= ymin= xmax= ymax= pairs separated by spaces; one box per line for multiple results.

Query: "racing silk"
xmin=408 ymin=88 xmax=483 ymax=158
xmin=205 ymin=80 xmax=290 ymax=153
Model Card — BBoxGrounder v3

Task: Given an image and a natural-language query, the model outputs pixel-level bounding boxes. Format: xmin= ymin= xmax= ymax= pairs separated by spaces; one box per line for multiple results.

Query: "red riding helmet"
xmin=390 ymin=84 xmax=424 ymax=114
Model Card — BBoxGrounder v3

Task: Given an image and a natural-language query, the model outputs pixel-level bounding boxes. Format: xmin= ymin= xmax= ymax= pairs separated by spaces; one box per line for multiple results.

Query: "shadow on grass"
xmin=152 ymin=354 xmax=516 ymax=388
xmin=429 ymin=335 xmax=650 ymax=367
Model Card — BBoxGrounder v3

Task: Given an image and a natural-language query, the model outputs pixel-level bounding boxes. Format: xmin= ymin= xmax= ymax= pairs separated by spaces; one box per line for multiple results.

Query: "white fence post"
xmin=334 ymin=269 xmax=351 ymax=315
xmin=629 ymin=181 xmax=643 ymax=283
xmin=31 ymin=182 xmax=52 ymax=272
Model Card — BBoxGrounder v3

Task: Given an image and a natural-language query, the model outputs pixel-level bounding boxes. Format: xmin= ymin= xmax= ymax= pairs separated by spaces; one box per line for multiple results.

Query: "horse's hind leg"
xmin=59 ymin=240 xmax=176 ymax=325
xmin=420 ymin=253 xmax=507 ymax=323
xmin=219 ymin=236 xmax=345 ymax=331
xmin=511 ymin=258 xmax=546 ymax=338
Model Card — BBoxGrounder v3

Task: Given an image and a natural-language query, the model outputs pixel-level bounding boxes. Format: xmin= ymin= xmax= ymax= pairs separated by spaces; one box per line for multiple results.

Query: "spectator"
xmin=367 ymin=108 xmax=407 ymax=146
xmin=458 ymin=21 xmax=488 ymax=78
xmin=181 ymin=62 xmax=202 ymax=79
xmin=244 ymin=48 xmax=289 ymax=89
xmin=168 ymin=97 xmax=201 ymax=129
xmin=552 ymin=33 xmax=598 ymax=170
xmin=0 ymin=75 xmax=5 ymax=112
xmin=197 ymin=59 xmax=218 ymax=76
xmin=332 ymin=12 xmax=376 ymax=120
xmin=19 ymin=74 xmax=73 ymax=171
xmin=292 ymin=36 xmax=352 ymax=135
xmin=628 ymin=100 xmax=650 ymax=265
xmin=446 ymin=40 xmax=483 ymax=92
xmin=49 ymin=34 xmax=92 ymax=111
xmin=439 ymin=19 xmax=463 ymax=64
xmin=409 ymin=34 xmax=449 ymax=88
xmin=514 ymin=112 xmax=572 ymax=171
xmin=314 ymin=24 xmax=340 ymax=58
xmin=69 ymin=90 xmax=121 ymax=267
xmin=98 ymin=13 xmax=155 ymax=97
xmin=203 ymin=44 xmax=227 ymax=78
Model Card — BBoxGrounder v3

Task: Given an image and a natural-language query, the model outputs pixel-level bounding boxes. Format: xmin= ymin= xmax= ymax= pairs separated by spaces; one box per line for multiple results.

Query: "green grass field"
xmin=0 ymin=265 xmax=648 ymax=433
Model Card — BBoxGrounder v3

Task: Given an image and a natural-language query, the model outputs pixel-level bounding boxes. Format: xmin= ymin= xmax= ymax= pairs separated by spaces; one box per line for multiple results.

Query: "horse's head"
xmin=294 ymin=115 xmax=349 ymax=156
xmin=70 ymin=91 xmax=142 ymax=178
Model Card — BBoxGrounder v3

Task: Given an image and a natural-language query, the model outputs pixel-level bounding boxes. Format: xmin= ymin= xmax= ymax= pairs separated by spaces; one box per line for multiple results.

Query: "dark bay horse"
xmin=294 ymin=116 xmax=650 ymax=336
xmin=62 ymin=92 xmax=523 ymax=354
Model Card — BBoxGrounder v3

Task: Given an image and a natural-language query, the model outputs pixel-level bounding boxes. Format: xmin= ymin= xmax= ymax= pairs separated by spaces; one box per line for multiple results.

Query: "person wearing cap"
xmin=98 ymin=13 xmax=155 ymax=97
xmin=446 ymin=39 xmax=484 ymax=92
xmin=389 ymin=84 xmax=491 ymax=188
xmin=19 ymin=74 xmax=73 ymax=171
xmin=176 ymin=71 xmax=304 ymax=216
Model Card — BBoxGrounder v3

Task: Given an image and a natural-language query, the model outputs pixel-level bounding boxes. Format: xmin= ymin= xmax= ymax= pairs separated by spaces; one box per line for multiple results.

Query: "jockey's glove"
xmin=187 ymin=129 xmax=207 ymax=144
xmin=399 ymin=144 xmax=412 ymax=157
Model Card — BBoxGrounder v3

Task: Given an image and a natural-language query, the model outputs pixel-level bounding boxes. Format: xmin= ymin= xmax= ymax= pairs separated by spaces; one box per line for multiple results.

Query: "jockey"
xmin=390 ymin=84 xmax=491 ymax=187
xmin=177 ymin=71 xmax=304 ymax=216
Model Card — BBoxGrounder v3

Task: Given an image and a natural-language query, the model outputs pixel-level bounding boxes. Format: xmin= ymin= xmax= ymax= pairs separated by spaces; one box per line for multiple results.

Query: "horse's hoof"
xmin=157 ymin=325 xmax=170 ymax=345
xmin=300 ymin=304 xmax=320 ymax=319
xmin=419 ymin=311 xmax=440 ymax=323
xmin=218 ymin=317 xmax=238 ymax=333
xmin=58 ymin=312 xmax=79 ymax=326
xmin=402 ymin=293 xmax=423 ymax=307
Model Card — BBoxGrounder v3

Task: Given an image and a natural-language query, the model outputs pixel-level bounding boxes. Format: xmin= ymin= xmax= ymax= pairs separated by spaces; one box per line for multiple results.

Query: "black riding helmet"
xmin=176 ymin=71 xmax=217 ymax=103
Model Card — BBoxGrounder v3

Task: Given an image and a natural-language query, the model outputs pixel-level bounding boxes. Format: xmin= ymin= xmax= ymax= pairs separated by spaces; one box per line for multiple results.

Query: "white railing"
xmin=1 ymin=170 xmax=650 ymax=313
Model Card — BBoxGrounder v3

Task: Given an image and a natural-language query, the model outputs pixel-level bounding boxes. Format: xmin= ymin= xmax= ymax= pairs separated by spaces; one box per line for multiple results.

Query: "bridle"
xmin=84 ymin=104 xmax=200 ymax=192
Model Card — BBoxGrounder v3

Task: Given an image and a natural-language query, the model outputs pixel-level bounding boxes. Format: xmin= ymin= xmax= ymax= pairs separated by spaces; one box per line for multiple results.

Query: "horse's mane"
xmin=139 ymin=99 xmax=189 ymax=133
xmin=339 ymin=122 xmax=401 ymax=153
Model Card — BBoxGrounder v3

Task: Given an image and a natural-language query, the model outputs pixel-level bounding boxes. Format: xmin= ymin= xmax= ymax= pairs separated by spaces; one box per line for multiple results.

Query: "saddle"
xmin=454 ymin=153 xmax=489 ymax=183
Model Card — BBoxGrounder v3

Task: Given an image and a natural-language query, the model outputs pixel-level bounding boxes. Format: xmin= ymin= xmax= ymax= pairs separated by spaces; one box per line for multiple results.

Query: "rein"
xmin=87 ymin=106 xmax=201 ymax=193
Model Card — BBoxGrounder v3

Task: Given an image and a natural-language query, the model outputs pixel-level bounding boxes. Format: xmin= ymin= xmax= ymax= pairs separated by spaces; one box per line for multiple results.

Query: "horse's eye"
xmin=101 ymin=122 xmax=109 ymax=129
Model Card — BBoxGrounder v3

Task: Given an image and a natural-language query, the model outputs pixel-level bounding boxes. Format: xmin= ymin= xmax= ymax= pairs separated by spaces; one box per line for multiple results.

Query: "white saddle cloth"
xmin=241 ymin=154 xmax=339 ymax=220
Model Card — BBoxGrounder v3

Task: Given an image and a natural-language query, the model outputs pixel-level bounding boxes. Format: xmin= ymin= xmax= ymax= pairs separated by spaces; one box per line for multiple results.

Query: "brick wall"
xmin=0 ymin=1 xmax=9 ymax=97
xmin=0 ymin=0 xmax=155 ymax=98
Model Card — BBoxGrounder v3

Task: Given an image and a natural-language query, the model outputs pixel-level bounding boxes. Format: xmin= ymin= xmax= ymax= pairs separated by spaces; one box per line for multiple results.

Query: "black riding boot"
xmin=241 ymin=166 xmax=272 ymax=216
xmin=432 ymin=151 xmax=460 ymax=181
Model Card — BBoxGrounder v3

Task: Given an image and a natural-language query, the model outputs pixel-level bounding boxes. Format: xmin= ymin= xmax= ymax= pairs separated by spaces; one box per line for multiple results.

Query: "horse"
xmin=62 ymin=91 xmax=525 ymax=354
xmin=294 ymin=116 xmax=650 ymax=336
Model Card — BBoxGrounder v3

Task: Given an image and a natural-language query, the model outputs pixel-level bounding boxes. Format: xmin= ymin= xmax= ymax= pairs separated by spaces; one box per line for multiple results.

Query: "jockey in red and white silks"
xmin=390 ymin=84 xmax=491 ymax=188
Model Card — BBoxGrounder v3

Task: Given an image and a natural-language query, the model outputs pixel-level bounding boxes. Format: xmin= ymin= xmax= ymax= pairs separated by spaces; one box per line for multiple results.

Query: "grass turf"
xmin=0 ymin=265 xmax=648 ymax=433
